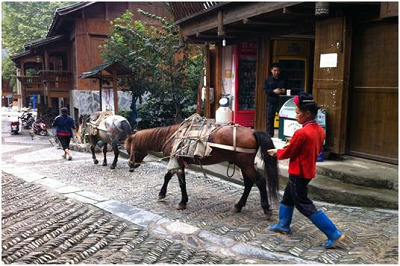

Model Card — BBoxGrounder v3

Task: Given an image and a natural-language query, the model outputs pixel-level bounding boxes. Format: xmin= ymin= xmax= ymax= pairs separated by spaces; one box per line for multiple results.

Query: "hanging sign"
xmin=102 ymin=88 xmax=114 ymax=111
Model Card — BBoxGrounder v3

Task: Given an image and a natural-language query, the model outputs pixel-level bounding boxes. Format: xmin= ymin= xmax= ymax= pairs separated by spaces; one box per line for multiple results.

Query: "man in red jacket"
xmin=268 ymin=92 xmax=345 ymax=249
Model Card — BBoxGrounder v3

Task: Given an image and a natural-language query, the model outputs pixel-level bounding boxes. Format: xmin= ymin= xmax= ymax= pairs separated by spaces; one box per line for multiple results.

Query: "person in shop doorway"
xmin=53 ymin=107 xmax=76 ymax=161
xmin=267 ymin=92 xmax=345 ymax=249
xmin=263 ymin=62 xmax=287 ymax=137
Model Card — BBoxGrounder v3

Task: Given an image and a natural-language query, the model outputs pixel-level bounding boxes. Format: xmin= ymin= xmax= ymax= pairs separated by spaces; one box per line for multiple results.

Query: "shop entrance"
xmin=271 ymin=39 xmax=314 ymax=130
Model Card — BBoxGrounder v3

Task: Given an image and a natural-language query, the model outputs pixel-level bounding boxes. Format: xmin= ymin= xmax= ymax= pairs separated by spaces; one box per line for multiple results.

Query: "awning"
xmin=80 ymin=62 xmax=132 ymax=79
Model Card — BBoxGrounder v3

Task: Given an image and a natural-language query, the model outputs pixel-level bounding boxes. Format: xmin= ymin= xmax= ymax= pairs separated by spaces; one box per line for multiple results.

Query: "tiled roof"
xmin=80 ymin=62 xmax=132 ymax=79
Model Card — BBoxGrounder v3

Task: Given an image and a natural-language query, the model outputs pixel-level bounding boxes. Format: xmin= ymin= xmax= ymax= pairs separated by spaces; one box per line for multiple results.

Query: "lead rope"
xmin=196 ymin=158 xmax=208 ymax=179
xmin=226 ymin=162 xmax=236 ymax=178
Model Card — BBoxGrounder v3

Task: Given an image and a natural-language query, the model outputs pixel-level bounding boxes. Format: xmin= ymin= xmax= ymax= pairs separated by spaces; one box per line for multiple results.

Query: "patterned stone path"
xmin=2 ymin=173 xmax=238 ymax=264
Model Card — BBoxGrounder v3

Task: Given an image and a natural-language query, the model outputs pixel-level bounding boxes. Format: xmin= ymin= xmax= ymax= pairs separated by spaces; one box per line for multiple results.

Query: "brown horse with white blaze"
xmin=124 ymin=124 xmax=279 ymax=219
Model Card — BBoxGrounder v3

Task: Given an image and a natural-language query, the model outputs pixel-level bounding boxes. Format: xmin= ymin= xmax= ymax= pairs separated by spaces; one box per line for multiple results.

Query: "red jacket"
xmin=277 ymin=121 xmax=325 ymax=179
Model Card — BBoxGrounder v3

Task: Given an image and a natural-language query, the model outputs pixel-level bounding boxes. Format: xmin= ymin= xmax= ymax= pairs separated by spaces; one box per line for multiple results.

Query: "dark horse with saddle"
xmin=124 ymin=114 xmax=279 ymax=220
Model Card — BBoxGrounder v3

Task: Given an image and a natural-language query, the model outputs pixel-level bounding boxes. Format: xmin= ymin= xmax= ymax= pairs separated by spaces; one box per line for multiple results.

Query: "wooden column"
xmin=254 ymin=35 xmax=270 ymax=131
xmin=112 ymin=69 xmax=118 ymax=114
xmin=18 ymin=66 xmax=25 ymax=108
xmin=217 ymin=11 xmax=225 ymax=36
xmin=44 ymin=50 xmax=50 ymax=106
xmin=99 ymin=78 xmax=103 ymax=111
xmin=204 ymin=43 xmax=211 ymax=117
xmin=214 ymin=46 xmax=223 ymax=114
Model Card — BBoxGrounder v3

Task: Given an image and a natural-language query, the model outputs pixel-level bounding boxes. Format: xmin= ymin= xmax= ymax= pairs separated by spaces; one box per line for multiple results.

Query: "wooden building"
xmin=170 ymin=2 xmax=398 ymax=164
xmin=1 ymin=80 xmax=17 ymax=107
xmin=10 ymin=2 xmax=170 ymax=122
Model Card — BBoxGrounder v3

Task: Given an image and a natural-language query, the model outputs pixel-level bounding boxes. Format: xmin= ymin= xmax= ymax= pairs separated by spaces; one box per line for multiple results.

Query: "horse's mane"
xmin=132 ymin=124 xmax=180 ymax=152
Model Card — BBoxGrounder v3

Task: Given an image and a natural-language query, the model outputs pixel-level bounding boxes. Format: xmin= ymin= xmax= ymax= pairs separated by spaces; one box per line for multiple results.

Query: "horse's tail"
xmin=253 ymin=131 xmax=279 ymax=202
xmin=124 ymin=134 xmax=134 ymax=153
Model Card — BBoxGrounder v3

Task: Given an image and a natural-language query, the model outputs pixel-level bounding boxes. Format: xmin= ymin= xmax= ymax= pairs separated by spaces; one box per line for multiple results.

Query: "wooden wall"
xmin=75 ymin=19 xmax=109 ymax=91
xmin=348 ymin=21 xmax=398 ymax=163
xmin=313 ymin=17 xmax=352 ymax=154
xmin=75 ymin=2 xmax=171 ymax=91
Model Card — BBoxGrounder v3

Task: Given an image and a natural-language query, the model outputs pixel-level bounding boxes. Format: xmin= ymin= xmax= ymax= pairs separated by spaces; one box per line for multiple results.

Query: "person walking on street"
xmin=53 ymin=107 xmax=76 ymax=161
xmin=267 ymin=92 xmax=345 ymax=249
xmin=263 ymin=62 xmax=288 ymax=137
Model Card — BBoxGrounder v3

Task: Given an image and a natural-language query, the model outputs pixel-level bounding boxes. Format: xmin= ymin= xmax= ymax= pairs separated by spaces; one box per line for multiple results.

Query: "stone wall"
xmin=71 ymin=90 xmax=133 ymax=118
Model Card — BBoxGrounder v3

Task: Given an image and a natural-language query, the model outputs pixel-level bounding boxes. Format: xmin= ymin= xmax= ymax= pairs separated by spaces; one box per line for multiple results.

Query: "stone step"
xmin=278 ymin=158 xmax=398 ymax=192
xmin=278 ymin=164 xmax=398 ymax=210
xmin=271 ymin=139 xmax=398 ymax=192
xmin=316 ymin=162 xmax=398 ymax=192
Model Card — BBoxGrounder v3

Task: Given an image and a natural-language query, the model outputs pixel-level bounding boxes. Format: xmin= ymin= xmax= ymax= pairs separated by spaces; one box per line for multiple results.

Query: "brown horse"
xmin=124 ymin=124 xmax=279 ymax=219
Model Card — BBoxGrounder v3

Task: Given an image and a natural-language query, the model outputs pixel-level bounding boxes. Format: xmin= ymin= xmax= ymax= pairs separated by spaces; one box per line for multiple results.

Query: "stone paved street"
xmin=1 ymin=110 xmax=398 ymax=264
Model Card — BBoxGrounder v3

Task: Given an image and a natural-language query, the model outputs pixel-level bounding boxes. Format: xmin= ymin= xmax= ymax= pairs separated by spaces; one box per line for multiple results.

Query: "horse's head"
xmin=76 ymin=114 xmax=91 ymax=144
xmin=125 ymin=133 xmax=147 ymax=172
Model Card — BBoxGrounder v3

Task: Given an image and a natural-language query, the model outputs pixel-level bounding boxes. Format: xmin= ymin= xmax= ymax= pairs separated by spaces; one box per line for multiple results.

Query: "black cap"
xmin=61 ymin=107 xmax=68 ymax=114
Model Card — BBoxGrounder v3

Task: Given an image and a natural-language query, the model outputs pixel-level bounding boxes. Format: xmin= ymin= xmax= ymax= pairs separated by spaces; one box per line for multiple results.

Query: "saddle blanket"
xmin=167 ymin=114 xmax=216 ymax=171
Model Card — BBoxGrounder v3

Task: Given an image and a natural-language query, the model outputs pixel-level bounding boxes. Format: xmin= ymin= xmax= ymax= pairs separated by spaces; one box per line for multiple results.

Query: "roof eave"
xmin=46 ymin=2 xmax=96 ymax=37
xmin=173 ymin=2 xmax=231 ymax=25
xmin=10 ymin=50 xmax=31 ymax=62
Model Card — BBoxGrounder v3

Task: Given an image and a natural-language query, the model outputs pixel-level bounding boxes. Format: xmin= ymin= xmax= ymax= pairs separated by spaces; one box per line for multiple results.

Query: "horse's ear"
xmin=78 ymin=115 xmax=83 ymax=125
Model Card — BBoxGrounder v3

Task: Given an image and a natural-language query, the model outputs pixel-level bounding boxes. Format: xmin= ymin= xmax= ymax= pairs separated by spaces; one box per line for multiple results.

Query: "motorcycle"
xmin=10 ymin=116 xmax=20 ymax=135
xmin=32 ymin=118 xmax=48 ymax=136
xmin=20 ymin=111 xmax=35 ymax=129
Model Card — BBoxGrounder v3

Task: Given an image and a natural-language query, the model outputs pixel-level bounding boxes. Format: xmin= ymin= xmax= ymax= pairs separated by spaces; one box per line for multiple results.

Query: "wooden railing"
xmin=17 ymin=76 xmax=43 ymax=92
xmin=17 ymin=76 xmax=42 ymax=85
xmin=38 ymin=70 xmax=73 ymax=90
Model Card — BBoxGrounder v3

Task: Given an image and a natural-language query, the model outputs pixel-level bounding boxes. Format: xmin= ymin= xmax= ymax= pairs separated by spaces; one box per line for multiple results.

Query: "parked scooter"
xmin=32 ymin=118 xmax=48 ymax=136
xmin=20 ymin=111 xmax=35 ymax=129
xmin=10 ymin=117 xmax=20 ymax=135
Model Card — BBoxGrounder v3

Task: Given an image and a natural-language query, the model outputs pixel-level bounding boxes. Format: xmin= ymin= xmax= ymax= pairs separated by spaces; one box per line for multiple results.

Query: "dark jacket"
xmin=263 ymin=75 xmax=288 ymax=103
xmin=53 ymin=114 xmax=75 ymax=136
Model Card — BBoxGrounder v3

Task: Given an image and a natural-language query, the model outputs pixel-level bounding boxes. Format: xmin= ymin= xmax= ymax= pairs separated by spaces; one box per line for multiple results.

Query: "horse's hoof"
xmin=176 ymin=203 xmax=186 ymax=210
xmin=110 ymin=165 xmax=115 ymax=169
xmin=264 ymin=210 xmax=273 ymax=220
xmin=94 ymin=160 xmax=99 ymax=164
xmin=233 ymin=204 xmax=242 ymax=213
xmin=158 ymin=194 xmax=166 ymax=200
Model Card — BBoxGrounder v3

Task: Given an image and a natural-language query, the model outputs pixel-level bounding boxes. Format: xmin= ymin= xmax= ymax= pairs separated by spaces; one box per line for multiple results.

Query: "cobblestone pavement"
xmin=1 ymin=117 xmax=398 ymax=264
xmin=2 ymin=173 xmax=241 ymax=264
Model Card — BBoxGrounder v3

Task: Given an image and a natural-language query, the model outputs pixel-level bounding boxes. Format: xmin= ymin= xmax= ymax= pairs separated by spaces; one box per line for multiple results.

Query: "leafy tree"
xmin=2 ymin=2 xmax=72 ymax=90
xmin=101 ymin=9 xmax=203 ymax=129
xmin=2 ymin=57 xmax=17 ymax=91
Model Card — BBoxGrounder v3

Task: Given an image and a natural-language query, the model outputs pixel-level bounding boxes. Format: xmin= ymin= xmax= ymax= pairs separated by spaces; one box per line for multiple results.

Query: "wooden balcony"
xmin=38 ymin=70 xmax=73 ymax=90
xmin=17 ymin=76 xmax=43 ymax=93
